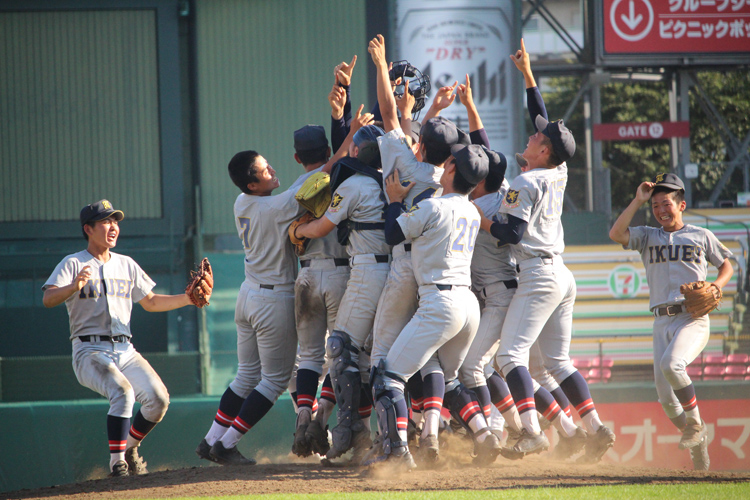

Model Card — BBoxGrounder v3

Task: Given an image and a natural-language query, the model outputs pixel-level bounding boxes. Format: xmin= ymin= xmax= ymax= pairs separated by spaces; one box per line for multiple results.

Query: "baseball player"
xmin=372 ymin=143 xmax=500 ymax=468
xmin=43 ymin=200 xmax=205 ymax=477
xmin=609 ymin=173 xmax=732 ymax=470
xmin=293 ymin=123 xmax=391 ymax=460
xmin=287 ymin=125 xmax=351 ymax=458
xmin=477 ymin=39 xmax=615 ymax=461
xmin=195 ymin=150 xmax=305 ymax=466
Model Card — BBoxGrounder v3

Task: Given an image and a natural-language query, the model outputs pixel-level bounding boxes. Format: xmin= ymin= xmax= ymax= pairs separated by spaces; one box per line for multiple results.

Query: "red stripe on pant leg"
xmin=411 ymin=397 xmax=424 ymax=412
xmin=575 ymin=399 xmax=595 ymax=417
xmin=129 ymin=427 xmax=146 ymax=440
xmin=215 ymin=409 xmax=235 ymax=426
xmin=423 ymin=397 xmax=443 ymax=411
xmin=297 ymin=395 xmax=315 ymax=408
xmin=681 ymin=396 xmax=697 ymax=412
xmin=232 ymin=417 xmax=252 ymax=434
xmin=515 ymin=397 xmax=536 ymax=414
xmin=320 ymin=387 xmax=336 ymax=402
xmin=109 ymin=440 xmax=126 ymax=452
xmin=397 ymin=417 xmax=408 ymax=431
xmin=542 ymin=401 xmax=561 ymax=421
xmin=495 ymin=394 xmax=515 ymax=413
xmin=459 ymin=402 xmax=481 ymax=422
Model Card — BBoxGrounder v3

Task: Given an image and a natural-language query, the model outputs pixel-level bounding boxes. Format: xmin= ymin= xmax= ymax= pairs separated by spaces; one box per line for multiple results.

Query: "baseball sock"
xmin=295 ymin=368 xmax=319 ymax=412
xmin=559 ymin=371 xmax=603 ymax=433
xmin=670 ymin=411 xmax=688 ymax=430
xmin=445 ymin=384 xmax=490 ymax=442
xmin=421 ymin=372 xmax=445 ymax=438
xmin=126 ymin=410 xmax=157 ymax=449
xmin=674 ymin=384 xmax=701 ymax=425
xmin=315 ymin=398 xmax=335 ymax=426
xmin=505 ymin=367 xmax=540 ymax=434
xmin=379 ymin=388 xmax=410 ymax=444
xmin=550 ymin=386 xmax=573 ymax=418
xmin=107 ymin=415 xmax=129 ymax=470
xmin=487 ymin=371 xmax=522 ymax=432
xmin=205 ymin=387 xmax=245 ymax=446
xmin=472 ymin=384 xmax=493 ymax=420
xmin=220 ymin=389 xmax=275 ymax=449
xmin=406 ymin=374 xmax=424 ymax=431
xmin=534 ymin=387 xmax=577 ymax=438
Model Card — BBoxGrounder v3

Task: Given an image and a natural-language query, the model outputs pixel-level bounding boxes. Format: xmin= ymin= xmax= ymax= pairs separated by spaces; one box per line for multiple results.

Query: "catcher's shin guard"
xmin=369 ymin=361 xmax=409 ymax=463
xmin=327 ymin=369 xmax=364 ymax=459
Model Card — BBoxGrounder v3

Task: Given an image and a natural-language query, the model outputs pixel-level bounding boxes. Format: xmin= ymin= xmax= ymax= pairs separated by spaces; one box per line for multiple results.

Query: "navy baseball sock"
xmin=421 ymin=373 xmax=445 ymax=437
xmin=472 ymin=384 xmax=492 ymax=419
xmin=320 ymin=374 xmax=336 ymax=404
xmin=380 ymin=388 xmax=410 ymax=443
xmin=550 ymin=386 xmax=573 ymax=418
xmin=221 ymin=390 xmax=275 ymax=449
xmin=128 ymin=409 xmax=157 ymax=447
xmin=505 ymin=367 xmax=540 ymax=433
xmin=295 ymin=368 xmax=320 ymax=411
xmin=670 ymin=412 xmax=688 ymax=430
xmin=445 ymin=383 xmax=489 ymax=440
xmin=107 ymin=415 xmax=129 ymax=469
xmin=487 ymin=371 xmax=515 ymax=413
xmin=560 ymin=371 xmax=604 ymax=433
xmin=205 ymin=387 xmax=245 ymax=445
xmin=674 ymin=384 xmax=701 ymax=425
xmin=534 ymin=386 xmax=562 ymax=423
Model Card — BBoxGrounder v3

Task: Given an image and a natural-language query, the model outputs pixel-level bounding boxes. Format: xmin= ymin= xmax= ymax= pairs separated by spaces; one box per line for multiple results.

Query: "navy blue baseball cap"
xmin=80 ymin=199 xmax=124 ymax=226
xmin=421 ymin=116 xmax=459 ymax=155
xmin=450 ymin=144 xmax=489 ymax=184
xmin=353 ymin=124 xmax=385 ymax=147
xmin=294 ymin=125 xmax=328 ymax=151
xmin=653 ymin=172 xmax=685 ymax=191
xmin=407 ymin=120 xmax=421 ymax=144
xmin=535 ymin=115 xmax=576 ymax=163
xmin=482 ymin=147 xmax=507 ymax=182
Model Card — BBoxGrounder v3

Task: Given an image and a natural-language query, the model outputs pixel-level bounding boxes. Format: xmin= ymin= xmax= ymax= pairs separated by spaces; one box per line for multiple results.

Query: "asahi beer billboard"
xmin=395 ymin=0 xmax=521 ymax=169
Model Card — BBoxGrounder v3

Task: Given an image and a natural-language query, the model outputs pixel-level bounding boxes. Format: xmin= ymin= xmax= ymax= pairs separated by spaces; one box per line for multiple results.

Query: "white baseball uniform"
xmin=625 ymin=224 xmax=732 ymax=417
xmin=43 ymin=251 xmax=168 ymax=421
xmin=371 ymin=128 xmax=443 ymax=366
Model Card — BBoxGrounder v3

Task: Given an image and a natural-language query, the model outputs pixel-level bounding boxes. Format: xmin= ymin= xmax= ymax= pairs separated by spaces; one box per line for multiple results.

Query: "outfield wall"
xmin=1 ymin=384 xmax=749 ymax=494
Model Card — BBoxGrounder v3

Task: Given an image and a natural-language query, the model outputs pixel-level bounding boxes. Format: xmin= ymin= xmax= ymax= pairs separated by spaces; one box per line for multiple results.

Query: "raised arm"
xmin=330 ymin=55 xmax=357 ymax=152
xmin=42 ymin=266 xmax=92 ymax=308
xmin=369 ymin=35 xmax=400 ymax=132
xmin=421 ymin=81 xmax=457 ymax=125
xmin=609 ymin=182 xmax=654 ymax=246
xmin=510 ymin=38 xmax=547 ymax=127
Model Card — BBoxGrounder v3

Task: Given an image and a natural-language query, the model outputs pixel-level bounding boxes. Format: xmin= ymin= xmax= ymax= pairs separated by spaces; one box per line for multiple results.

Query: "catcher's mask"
xmin=389 ymin=60 xmax=431 ymax=116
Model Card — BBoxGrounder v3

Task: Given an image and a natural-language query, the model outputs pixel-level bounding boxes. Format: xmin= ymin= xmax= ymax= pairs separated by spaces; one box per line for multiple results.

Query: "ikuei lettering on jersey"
xmin=648 ymin=244 xmax=702 ymax=264
xmin=78 ymin=278 xmax=133 ymax=299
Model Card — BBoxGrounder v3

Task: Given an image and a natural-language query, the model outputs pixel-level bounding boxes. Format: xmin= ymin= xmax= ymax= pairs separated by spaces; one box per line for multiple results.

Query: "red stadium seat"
xmin=587 ymin=368 xmax=612 ymax=384
xmin=591 ymin=357 xmax=614 ymax=368
xmin=704 ymin=355 xmax=727 ymax=365
xmin=703 ymin=365 xmax=725 ymax=380
xmin=727 ymin=353 xmax=749 ymax=365
xmin=724 ymin=365 xmax=747 ymax=380
xmin=686 ymin=366 xmax=703 ymax=378
xmin=572 ymin=358 xmax=592 ymax=369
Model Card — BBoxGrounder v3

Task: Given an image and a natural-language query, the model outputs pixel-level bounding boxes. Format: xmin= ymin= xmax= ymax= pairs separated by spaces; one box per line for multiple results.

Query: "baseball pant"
xmin=295 ymin=261 xmax=350 ymax=374
xmin=72 ymin=338 xmax=169 ymax=421
xmin=387 ymin=285 xmax=480 ymax=382
xmin=371 ymin=246 xmax=418 ymax=366
xmin=497 ymin=257 xmax=577 ymax=383
xmin=230 ymin=281 xmax=298 ymax=403
xmin=653 ymin=312 xmax=710 ymax=418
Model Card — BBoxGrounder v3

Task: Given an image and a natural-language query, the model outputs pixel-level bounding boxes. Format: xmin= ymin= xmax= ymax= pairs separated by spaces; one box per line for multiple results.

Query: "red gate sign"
xmin=594 ymin=121 xmax=690 ymax=141
xmin=604 ymin=0 xmax=750 ymax=54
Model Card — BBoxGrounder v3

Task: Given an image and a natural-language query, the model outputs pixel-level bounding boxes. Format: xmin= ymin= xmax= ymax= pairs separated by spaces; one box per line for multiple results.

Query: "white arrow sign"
xmin=610 ymin=0 xmax=654 ymax=42
xmin=621 ymin=0 xmax=643 ymax=30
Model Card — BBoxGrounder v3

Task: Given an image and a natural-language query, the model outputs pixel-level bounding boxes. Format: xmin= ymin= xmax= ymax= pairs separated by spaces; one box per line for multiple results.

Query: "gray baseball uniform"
xmin=371 ymin=128 xmax=443 ymax=366
xmin=625 ymin=224 xmax=732 ymax=418
xmin=44 ymin=251 xmax=168 ymax=422
xmin=230 ymin=188 xmax=304 ymax=403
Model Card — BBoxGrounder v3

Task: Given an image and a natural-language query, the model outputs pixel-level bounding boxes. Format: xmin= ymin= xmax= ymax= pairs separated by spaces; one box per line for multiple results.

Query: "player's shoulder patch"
xmin=503 ymin=189 xmax=520 ymax=208
xmin=328 ymin=193 xmax=343 ymax=213
xmin=402 ymin=204 xmax=421 ymax=217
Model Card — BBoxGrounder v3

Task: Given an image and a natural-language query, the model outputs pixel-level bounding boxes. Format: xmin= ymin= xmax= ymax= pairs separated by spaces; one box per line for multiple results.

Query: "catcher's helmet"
xmin=389 ymin=60 xmax=431 ymax=114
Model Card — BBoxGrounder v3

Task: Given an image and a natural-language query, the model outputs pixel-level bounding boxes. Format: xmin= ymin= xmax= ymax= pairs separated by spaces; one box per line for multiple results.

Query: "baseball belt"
xmin=300 ymin=258 xmax=349 ymax=268
xmin=79 ymin=335 xmax=129 ymax=343
xmin=653 ymin=304 xmax=687 ymax=317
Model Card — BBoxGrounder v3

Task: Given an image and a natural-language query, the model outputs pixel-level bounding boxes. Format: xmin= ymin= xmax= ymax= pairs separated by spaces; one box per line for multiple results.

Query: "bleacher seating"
xmin=703 ymin=365 xmax=726 ymax=380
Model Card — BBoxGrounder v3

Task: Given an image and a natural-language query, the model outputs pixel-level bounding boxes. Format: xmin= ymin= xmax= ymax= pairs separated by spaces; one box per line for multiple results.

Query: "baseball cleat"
xmin=679 ymin=420 xmax=707 ymax=450
xmin=124 ymin=447 xmax=148 ymax=475
xmin=551 ymin=427 xmax=588 ymax=460
xmin=689 ymin=436 xmax=710 ymax=471
xmin=578 ymin=425 xmax=616 ymax=464
xmin=504 ymin=426 xmax=522 ymax=449
xmin=418 ymin=434 xmax=440 ymax=464
xmin=108 ymin=460 xmax=129 ymax=477
xmin=305 ymin=420 xmax=331 ymax=456
xmin=367 ymin=445 xmax=417 ymax=470
xmin=473 ymin=432 xmax=502 ymax=466
xmin=196 ymin=438 xmax=219 ymax=463
xmin=209 ymin=441 xmax=257 ymax=466
xmin=511 ymin=428 xmax=550 ymax=456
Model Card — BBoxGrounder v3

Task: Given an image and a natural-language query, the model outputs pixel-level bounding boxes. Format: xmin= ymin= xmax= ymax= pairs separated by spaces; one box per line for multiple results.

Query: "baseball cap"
xmin=406 ymin=120 xmax=421 ymax=144
xmin=80 ymin=199 xmax=124 ymax=226
xmin=353 ymin=124 xmax=385 ymax=147
xmin=294 ymin=125 xmax=328 ymax=151
xmin=450 ymin=144 xmax=489 ymax=184
xmin=535 ymin=115 xmax=576 ymax=163
xmin=482 ymin=147 xmax=508 ymax=181
xmin=421 ymin=116 xmax=459 ymax=155
xmin=653 ymin=172 xmax=685 ymax=191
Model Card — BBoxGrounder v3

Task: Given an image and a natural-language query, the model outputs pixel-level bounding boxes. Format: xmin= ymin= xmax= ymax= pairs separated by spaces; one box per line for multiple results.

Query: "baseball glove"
xmin=295 ymin=172 xmax=331 ymax=218
xmin=186 ymin=257 xmax=213 ymax=308
xmin=680 ymin=281 xmax=722 ymax=318
xmin=289 ymin=212 xmax=315 ymax=256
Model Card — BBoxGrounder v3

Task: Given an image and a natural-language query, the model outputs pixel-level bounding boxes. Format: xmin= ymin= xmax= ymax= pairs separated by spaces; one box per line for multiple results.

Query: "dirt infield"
xmin=4 ymin=453 xmax=750 ymax=500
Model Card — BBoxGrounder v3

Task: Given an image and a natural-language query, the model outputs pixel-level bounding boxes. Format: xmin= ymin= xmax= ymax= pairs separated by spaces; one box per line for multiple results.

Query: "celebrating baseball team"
xmin=43 ymin=36 xmax=732 ymax=477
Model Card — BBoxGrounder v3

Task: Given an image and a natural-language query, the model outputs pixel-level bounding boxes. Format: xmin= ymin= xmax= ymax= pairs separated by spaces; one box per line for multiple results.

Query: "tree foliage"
xmin=538 ymin=69 xmax=750 ymax=214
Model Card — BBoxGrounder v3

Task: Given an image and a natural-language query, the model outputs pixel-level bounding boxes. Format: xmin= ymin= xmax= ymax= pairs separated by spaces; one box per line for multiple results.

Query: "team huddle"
xmin=43 ymin=37 xmax=731 ymax=477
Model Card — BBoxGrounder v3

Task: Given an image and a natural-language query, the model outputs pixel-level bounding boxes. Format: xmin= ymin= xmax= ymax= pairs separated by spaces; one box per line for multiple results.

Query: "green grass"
xmin=142 ymin=483 xmax=750 ymax=500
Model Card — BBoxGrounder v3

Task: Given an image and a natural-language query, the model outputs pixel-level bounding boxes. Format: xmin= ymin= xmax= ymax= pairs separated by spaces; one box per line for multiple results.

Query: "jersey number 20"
xmin=451 ymin=218 xmax=479 ymax=253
